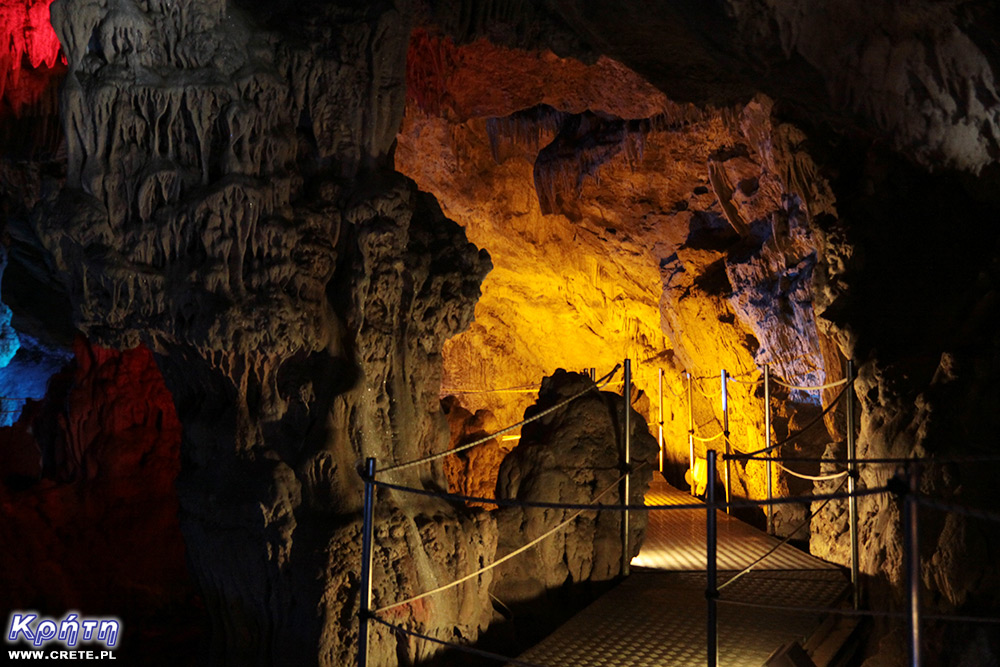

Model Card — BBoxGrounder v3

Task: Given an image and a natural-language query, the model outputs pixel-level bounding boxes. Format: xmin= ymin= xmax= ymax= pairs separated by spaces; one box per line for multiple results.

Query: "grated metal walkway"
xmin=514 ymin=474 xmax=849 ymax=666
xmin=633 ymin=476 xmax=838 ymax=571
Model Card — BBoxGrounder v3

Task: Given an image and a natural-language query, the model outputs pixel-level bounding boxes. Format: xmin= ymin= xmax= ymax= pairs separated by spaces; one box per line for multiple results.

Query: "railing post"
xmin=622 ymin=358 xmax=632 ymax=577
xmin=906 ymin=465 xmax=921 ymax=667
xmin=764 ymin=364 xmax=773 ymax=535
xmin=721 ymin=369 xmax=731 ymax=514
xmin=706 ymin=450 xmax=719 ymax=667
xmin=359 ymin=457 xmax=377 ymax=667
xmin=687 ymin=371 xmax=695 ymax=495
xmin=658 ymin=367 xmax=664 ymax=473
xmin=846 ymin=359 xmax=860 ymax=610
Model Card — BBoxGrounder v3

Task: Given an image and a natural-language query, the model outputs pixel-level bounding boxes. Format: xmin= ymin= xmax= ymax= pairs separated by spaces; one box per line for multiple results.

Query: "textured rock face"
xmin=546 ymin=0 xmax=1000 ymax=173
xmin=397 ymin=33 xmax=846 ymax=521
xmin=490 ymin=370 xmax=658 ymax=635
xmin=0 ymin=0 xmax=62 ymax=104
xmin=21 ymin=1 xmax=496 ymax=664
xmin=725 ymin=0 xmax=1000 ymax=172
xmin=441 ymin=395 xmax=508 ymax=501
xmin=0 ymin=338 xmax=200 ymax=660
xmin=399 ymin=11 xmax=1000 ymax=664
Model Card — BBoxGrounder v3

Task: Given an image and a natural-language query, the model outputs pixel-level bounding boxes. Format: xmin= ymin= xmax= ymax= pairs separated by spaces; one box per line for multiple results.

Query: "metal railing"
xmin=356 ymin=358 xmax=1000 ymax=667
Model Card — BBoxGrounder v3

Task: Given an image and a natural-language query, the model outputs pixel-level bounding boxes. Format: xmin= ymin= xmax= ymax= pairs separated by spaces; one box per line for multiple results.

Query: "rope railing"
xmin=735 ymin=454 xmax=1000 ymax=465
xmin=372 ymin=477 xmax=707 ymax=513
xmin=691 ymin=431 xmax=726 ymax=442
xmin=777 ymin=462 xmax=849 ymax=482
xmin=718 ymin=478 xmax=847 ymax=592
xmin=380 ymin=365 xmax=621 ymax=474
xmin=368 ymin=614 xmax=548 ymax=667
xmin=728 ymin=376 xmax=764 ymax=386
xmin=373 ymin=472 xmax=628 ymax=614
xmin=726 ymin=383 xmax=848 ymax=460
xmin=369 ymin=477 xmax=886 ymax=515
xmin=358 ymin=355 xmax=1000 ymax=666
xmin=695 ymin=383 xmax=722 ymax=399
xmin=770 ymin=377 xmax=848 ymax=392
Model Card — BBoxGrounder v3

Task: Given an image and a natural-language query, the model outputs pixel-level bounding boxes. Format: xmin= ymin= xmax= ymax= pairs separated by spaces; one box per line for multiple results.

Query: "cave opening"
xmin=396 ymin=31 xmax=838 ymax=533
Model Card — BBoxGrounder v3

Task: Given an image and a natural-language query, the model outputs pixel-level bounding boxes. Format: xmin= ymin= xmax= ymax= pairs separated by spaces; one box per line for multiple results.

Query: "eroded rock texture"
xmin=0 ymin=338 xmax=200 ymax=662
xmin=2 ymin=0 xmax=999 ymax=665
xmin=402 ymin=6 xmax=1000 ymax=663
xmin=397 ymin=33 xmax=848 ymax=528
xmin=546 ymin=0 xmax=1000 ymax=173
xmin=19 ymin=1 xmax=496 ymax=664
xmin=491 ymin=370 xmax=658 ymax=642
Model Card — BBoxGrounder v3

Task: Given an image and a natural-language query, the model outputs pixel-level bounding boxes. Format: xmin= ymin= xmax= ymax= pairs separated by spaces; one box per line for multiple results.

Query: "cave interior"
xmin=2 ymin=0 xmax=1000 ymax=665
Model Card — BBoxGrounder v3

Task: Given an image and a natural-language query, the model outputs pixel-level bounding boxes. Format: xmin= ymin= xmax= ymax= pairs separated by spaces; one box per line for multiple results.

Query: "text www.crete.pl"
xmin=9 ymin=650 xmax=116 ymax=660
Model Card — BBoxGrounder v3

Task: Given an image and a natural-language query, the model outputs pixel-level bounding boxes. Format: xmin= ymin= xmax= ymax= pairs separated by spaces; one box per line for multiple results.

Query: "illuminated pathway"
xmin=514 ymin=474 xmax=851 ymax=666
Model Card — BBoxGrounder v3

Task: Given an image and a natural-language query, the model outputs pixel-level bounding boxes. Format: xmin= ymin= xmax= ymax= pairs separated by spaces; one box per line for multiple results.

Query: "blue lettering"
xmin=32 ymin=620 xmax=56 ymax=647
xmin=58 ymin=614 xmax=79 ymax=646
xmin=7 ymin=613 xmax=35 ymax=642
xmin=97 ymin=620 xmax=119 ymax=647
xmin=81 ymin=620 xmax=98 ymax=642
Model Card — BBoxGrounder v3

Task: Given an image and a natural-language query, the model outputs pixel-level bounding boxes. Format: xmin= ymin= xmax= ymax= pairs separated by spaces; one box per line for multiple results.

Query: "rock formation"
xmin=491 ymin=370 xmax=658 ymax=644
xmin=9 ymin=0 xmax=498 ymax=664
xmin=1 ymin=0 xmax=999 ymax=665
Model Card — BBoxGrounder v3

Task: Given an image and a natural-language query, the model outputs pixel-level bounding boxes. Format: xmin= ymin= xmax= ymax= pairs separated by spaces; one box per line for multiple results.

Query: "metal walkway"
xmin=514 ymin=475 xmax=850 ymax=666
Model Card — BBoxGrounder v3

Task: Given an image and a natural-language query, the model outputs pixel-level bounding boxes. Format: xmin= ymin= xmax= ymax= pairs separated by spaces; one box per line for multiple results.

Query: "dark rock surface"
xmin=491 ymin=371 xmax=658 ymax=619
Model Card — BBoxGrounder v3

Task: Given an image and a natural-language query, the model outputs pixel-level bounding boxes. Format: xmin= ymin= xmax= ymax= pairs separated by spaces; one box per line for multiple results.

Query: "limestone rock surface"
xmin=491 ymin=370 xmax=658 ymax=606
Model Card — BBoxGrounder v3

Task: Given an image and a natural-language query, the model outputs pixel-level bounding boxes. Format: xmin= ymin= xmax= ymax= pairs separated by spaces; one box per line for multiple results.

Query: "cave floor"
xmin=515 ymin=474 xmax=850 ymax=666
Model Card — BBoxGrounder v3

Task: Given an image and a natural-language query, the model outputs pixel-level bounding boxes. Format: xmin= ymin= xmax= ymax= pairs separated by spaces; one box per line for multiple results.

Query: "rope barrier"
xmin=718 ymin=478 xmax=847 ymax=592
xmin=760 ymin=352 xmax=824 ymax=370
xmin=916 ymin=495 xmax=1000 ymax=525
xmin=695 ymin=383 xmax=722 ymax=399
xmin=380 ymin=365 xmax=621 ymax=474
xmin=724 ymin=487 xmax=890 ymax=510
xmin=736 ymin=454 xmax=1000 ymax=465
xmin=728 ymin=383 xmax=848 ymax=460
xmin=771 ymin=377 xmax=849 ymax=392
xmin=368 ymin=614 xmax=549 ymax=667
xmin=777 ymin=463 xmax=849 ymax=483
xmin=374 ymin=473 xmax=627 ymax=613
xmin=441 ymin=387 xmax=540 ymax=394
xmin=691 ymin=431 xmax=726 ymax=442
xmin=728 ymin=376 xmax=764 ymax=386
xmin=690 ymin=367 xmax=756 ymax=382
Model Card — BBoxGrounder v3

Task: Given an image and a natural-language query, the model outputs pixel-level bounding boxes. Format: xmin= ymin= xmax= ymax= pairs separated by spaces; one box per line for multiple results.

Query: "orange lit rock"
xmin=398 ymin=36 xmax=844 ymax=518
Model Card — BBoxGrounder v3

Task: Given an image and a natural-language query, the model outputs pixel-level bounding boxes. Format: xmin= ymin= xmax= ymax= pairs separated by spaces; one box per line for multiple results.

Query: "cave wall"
xmin=0 ymin=337 xmax=201 ymax=662
xmin=0 ymin=0 xmax=998 ymax=664
xmin=7 ymin=0 xmax=497 ymax=664
xmin=396 ymin=33 xmax=846 ymax=528
xmin=403 ymin=4 xmax=1000 ymax=662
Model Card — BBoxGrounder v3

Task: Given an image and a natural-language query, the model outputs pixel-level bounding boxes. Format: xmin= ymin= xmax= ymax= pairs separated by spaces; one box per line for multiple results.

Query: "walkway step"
xmin=512 ymin=474 xmax=852 ymax=666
